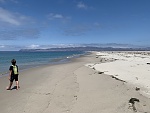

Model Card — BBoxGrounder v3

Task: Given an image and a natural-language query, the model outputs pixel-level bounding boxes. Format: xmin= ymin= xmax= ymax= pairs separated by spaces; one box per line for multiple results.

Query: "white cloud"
xmin=27 ymin=44 xmax=40 ymax=49
xmin=77 ymin=2 xmax=87 ymax=9
xmin=47 ymin=13 xmax=71 ymax=24
xmin=0 ymin=7 xmax=20 ymax=25
xmin=0 ymin=45 xmax=23 ymax=51
xmin=0 ymin=7 xmax=33 ymax=26
xmin=53 ymin=14 xmax=63 ymax=19
xmin=0 ymin=45 xmax=5 ymax=48
xmin=0 ymin=7 xmax=39 ymax=40
xmin=48 ymin=13 xmax=64 ymax=20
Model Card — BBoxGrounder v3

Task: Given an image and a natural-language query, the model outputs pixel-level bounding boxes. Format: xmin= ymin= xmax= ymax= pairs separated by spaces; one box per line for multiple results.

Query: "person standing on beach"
xmin=6 ymin=59 xmax=20 ymax=90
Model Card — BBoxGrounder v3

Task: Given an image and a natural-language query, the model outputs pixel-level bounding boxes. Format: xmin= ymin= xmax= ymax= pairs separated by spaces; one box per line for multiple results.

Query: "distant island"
xmin=19 ymin=46 xmax=150 ymax=52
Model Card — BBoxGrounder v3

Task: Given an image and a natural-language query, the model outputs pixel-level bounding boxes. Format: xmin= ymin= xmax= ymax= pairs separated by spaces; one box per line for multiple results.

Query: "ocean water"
xmin=0 ymin=51 xmax=86 ymax=77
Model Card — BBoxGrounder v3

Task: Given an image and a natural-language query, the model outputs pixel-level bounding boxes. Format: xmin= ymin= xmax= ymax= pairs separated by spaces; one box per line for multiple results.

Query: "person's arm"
xmin=8 ymin=66 xmax=13 ymax=80
xmin=8 ymin=70 xmax=12 ymax=80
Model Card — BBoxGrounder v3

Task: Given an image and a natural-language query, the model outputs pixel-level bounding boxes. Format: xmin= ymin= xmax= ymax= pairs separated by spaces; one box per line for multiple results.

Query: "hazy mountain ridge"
xmin=19 ymin=44 xmax=150 ymax=52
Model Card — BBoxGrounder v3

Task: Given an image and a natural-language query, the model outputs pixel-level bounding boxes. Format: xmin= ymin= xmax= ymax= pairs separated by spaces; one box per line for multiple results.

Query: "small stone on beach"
xmin=135 ymin=87 xmax=140 ymax=91
xmin=98 ymin=71 xmax=104 ymax=74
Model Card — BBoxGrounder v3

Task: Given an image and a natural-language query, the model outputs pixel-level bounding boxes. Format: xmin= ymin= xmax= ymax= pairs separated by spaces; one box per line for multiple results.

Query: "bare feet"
xmin=16 ymin=86 xmax=20 ymax=90
xmin=6 ymin=87 xmax=11 ymax=90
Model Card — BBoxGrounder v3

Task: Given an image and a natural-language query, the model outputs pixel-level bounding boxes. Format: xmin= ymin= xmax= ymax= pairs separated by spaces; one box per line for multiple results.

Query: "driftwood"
xmin=128 ymin=98 xmax=140 ymax=112
xmin=111 ymin=75 xmax=126 ymax=82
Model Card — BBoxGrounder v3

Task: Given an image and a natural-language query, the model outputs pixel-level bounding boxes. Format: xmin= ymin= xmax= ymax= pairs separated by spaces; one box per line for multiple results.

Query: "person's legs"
xmin=15 ymin=81 xmax=19 ymax=90
xmin=14 ymin=75 xmax=19 ymax=90
xmin=6 ymin=81 xmax=13 ymax=90
xmin=6 ymin=76 xmax=14 ymax=90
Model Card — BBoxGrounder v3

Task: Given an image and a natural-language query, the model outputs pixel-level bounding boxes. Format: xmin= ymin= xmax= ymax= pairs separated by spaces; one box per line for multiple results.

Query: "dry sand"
xmin=87 ymin=51 xmax=150 ymax=98
xmin=0 ymin=52 xmax=150 ymax=113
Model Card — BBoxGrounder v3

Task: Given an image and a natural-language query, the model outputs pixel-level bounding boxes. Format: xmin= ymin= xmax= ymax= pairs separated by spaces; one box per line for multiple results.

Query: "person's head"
xmin=11 ymin=59 xmax=16 ymax=65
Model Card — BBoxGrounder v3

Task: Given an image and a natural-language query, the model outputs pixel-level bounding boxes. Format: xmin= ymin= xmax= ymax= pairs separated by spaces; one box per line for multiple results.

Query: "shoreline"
xmin=0 ymin=51 xmax=88 ymax=78
xmin=0 ymin=52 xmax=150 ymax=113
xmin=0 ymin=51 xmax=86 ymax=77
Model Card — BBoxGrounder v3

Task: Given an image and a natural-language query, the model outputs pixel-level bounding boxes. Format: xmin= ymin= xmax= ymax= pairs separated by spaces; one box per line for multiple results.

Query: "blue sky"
xmin=0 ymin=0 xmax=150 ymax=50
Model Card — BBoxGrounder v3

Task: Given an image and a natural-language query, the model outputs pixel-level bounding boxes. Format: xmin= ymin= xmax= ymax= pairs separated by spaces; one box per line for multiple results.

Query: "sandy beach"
xmin=87 ymin=51 xmax=150 ymax=98
xmin=0 ymin=52 xmax=150 ymax=113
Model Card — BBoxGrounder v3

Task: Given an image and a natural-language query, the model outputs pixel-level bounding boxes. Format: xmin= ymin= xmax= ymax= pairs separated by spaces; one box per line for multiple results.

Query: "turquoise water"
xmin=0 ymin=51 xmax=85 ymax=77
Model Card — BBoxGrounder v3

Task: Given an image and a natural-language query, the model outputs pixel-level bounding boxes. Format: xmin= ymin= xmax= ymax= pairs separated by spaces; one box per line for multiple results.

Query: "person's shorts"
xmin=10 ymin=74 xmax=18 ymax=82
